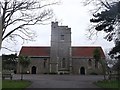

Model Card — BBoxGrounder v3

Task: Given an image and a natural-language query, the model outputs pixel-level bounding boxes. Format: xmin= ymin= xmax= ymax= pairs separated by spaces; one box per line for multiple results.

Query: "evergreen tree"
xmin=90 ymin=1 xmax=120 ymax=69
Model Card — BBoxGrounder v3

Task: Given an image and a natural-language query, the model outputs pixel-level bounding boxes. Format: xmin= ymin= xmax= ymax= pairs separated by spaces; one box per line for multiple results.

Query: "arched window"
xmin=88 ymin=59 xmax=92 ymax=66
xmin=44 ymin=58 xmax=47 ymax=68
xmin=62 ymin=58 xmax=65 ymax=68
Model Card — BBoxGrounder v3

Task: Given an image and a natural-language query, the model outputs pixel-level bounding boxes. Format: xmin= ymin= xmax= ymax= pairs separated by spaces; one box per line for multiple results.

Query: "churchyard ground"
xmin=12 ymin=74 xmax=103 ymax=88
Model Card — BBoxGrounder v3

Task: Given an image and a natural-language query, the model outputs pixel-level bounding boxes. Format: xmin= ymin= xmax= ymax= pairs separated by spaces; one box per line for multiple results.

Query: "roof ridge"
xmin=22 ymin=46 xmax=50 ymax=47
xmin=72 ymin=46 xmax=101 ymax=48
xmin=22 ymin=46 xmax=101 ymax=47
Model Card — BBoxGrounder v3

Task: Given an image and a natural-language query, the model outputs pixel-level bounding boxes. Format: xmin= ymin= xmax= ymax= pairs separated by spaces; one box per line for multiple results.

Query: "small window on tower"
xmin=61 ymin=35 xmax=64 ymax=40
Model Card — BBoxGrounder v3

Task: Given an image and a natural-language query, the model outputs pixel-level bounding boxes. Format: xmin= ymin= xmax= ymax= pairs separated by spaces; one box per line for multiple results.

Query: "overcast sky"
xmin=2 ymin=0 xmax=115 ymax=54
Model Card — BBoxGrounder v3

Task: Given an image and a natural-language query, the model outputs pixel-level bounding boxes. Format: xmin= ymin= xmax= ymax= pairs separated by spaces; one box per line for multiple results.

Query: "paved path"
xmin=13 ymin=74 xmax=104 ymax=88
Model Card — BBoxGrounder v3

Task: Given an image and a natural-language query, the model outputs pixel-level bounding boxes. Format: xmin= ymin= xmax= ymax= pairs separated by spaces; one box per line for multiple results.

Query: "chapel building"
xmin=18 ymin=22 xmax=105 ymax=75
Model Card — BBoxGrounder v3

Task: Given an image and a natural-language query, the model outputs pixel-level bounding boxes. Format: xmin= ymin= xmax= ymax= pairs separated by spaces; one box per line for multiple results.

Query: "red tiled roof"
xmin=19 ymin=46 xmax=105 ymax=58
xmin=19 ymin=46 xmax=50 ymax=57
xmin=72 ymin=46 xmax=105 ymax=58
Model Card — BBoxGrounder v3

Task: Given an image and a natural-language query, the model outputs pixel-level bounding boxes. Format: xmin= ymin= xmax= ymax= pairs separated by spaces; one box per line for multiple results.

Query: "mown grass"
xmin=94 ymin=80 xmax=120 ymax=88
xmin=2 ymin=80 xmax=31 ymax=90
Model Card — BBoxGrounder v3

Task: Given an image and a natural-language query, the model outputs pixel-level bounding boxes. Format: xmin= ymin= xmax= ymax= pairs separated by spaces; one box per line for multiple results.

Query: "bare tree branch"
xmin=1 ymin=0 xmax=59 ymax=45
xmin=81 ymin=0 xmax=120 ymax=40
xmin=2 ymin=46 xmax=18 ymax=52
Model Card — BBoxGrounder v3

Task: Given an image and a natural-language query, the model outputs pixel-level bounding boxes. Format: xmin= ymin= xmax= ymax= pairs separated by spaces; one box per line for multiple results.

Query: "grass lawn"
xmin=94 ymin=80 xmax=120 ymax=88
xmin=2 ymin=80 xmax=31 ymax=89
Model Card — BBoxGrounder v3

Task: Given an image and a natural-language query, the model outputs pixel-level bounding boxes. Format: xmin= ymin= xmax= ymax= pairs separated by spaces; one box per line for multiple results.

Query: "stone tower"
xmin=50 ymin=22 xmax=72 ymax=74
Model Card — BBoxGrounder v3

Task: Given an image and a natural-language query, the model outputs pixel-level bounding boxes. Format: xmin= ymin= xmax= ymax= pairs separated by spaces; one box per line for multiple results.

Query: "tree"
xmin=2 ymin=54 xmax=18 ymax=71
xmin=109 ymin=40 xmax=120 ymax=80
xmin=0 ymin=15 xmax=2 ymax=49
xmin=93 ymin=48 xmax=106 ymax=80
xmin=82 ymin=0 xmax=119 ymax=13
xmin=82 ymin=0 xmax=120 ymax=67
xmin=0 ymin=0 xmax=58 ymax=49
xmin=82 ymin=0 xmax=120 ymax=40
xmin=19 ymin=55 xmax=30 ymax=80
xmin=109 ymin=40 xmax=120 ymax=59
xmin=90 ymin=1 xmax=120 ymax=41
xmin=93 ymin=48 xmax=101 ymax=68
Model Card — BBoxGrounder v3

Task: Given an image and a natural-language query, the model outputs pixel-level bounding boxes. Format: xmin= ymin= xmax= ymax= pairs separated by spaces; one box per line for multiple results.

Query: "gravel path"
xmin=13 ymin=74 xmax=104 ymax=88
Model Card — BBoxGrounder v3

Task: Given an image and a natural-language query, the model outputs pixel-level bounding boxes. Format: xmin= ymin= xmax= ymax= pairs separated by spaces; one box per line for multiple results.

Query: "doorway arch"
xmin=80 ymin=67 xmax=85 ymax=75
xmin=31 ymin=66 xmax=36 ymax=74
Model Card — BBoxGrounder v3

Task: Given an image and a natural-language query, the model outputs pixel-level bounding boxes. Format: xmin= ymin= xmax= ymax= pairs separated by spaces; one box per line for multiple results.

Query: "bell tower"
xmin=50 ymin=22 xmax=72 ymax=74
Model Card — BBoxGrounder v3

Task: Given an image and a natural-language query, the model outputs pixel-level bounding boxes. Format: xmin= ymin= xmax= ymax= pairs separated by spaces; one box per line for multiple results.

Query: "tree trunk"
xmin=21 ymin=73 xmax=23 ymax=80
xmin=21 ymin=66 xmax=23 ymax=80
xmin=117 ymin=67 xmax=120 ymax=88
xmin=103 ymin=69 xmax=106 ymax=80
xmin=0 ymin=14 xmax=2 ymax=90
xmin=0 ymin=16 xmax=2 ymax=49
